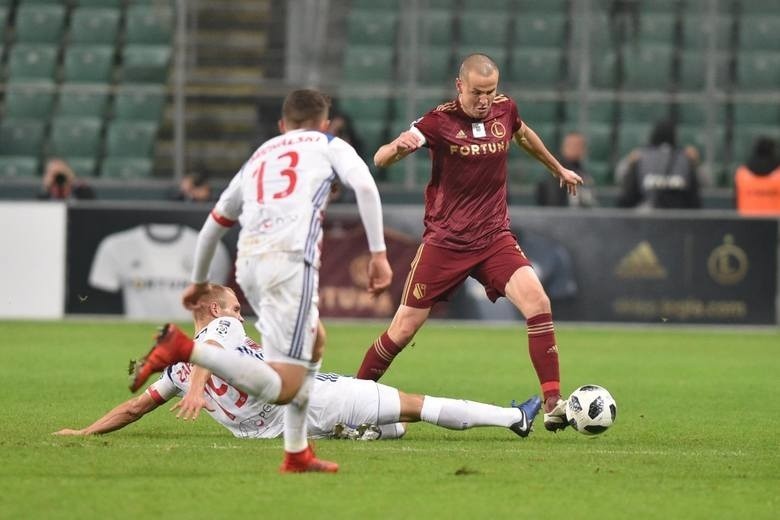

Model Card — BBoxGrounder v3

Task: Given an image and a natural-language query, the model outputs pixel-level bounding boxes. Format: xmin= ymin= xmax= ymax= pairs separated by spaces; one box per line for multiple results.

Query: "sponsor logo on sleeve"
xmin=215 ymin=319 xmax=232 ymax=337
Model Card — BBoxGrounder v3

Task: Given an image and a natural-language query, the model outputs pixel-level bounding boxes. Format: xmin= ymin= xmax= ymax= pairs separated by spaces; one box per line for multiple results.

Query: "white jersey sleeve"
xmin=145 ymin=366 xmax=183 ymax=403
xmin=326 ymin=137 xmax=386 ymax=253
xmin=408 ymin=125 xmax=426 ymax=147
xmin=196 ymin=316 xmax=245 ymax=349
xmin=213 ymin=166 xmax=246 ymax=222
xmin=88 ymin=234 xmax=122 ymax=292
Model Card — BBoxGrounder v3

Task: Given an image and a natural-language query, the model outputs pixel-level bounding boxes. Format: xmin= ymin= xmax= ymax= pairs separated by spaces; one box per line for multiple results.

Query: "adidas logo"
xmin=455 ymin=129 xmax=467 ymax=139
xmin=614 ymin=241 xmax=667 ymax=279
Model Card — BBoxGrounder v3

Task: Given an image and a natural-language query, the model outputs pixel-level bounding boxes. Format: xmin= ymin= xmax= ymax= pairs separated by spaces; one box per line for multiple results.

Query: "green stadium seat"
xmin=564 ymin=100 xmax=616 ymax=125
xmin=514 ymin=14 xmax=566 ymax=47
xmin=562 ymin=122 xmax=612 ymax=163
xmin=112 ymin=86 xmax=166 ymax=121
xmin=463 ymin=0 xmax=512 ymax=9
xmin=340 ymin=97 xmax=391 ymax=121
xmin=63 ymin=45 xmax=115 ymax=83
xmin=678 ymin=125 xmax=727 ymax=160
xmin=515 ymin=100 xmax=559 ymax=126
xmin=7 ymin=44 xmax=58 ymax=82
xmin=635 ymin=13 xmax=676 ymax=44
xmin=125 ymin=5 xmax=174 ymax=44
xmin=49 ymin=117 xmax=103 ymax=157
xmin=343 ymin=45 xmax=394 ymax=83
xmin=353 ymin=118 xmax=386 ymax=162
xmin=0 ymin=156 xmax=39 ymax=178
xmin=56 ymin=84 xmax=110 ymax=118
xmin=638 ymin=0 xmax=681 ymax=13
xmin=14 ymin=4 xmax=66 ymax=44
xmin=62 ymin=156 xmax=97 ymax=177
xmin=678 ymin=51 xmax=730 ymax=90
xmin=459 ymin=13 xmax=509 ymax=47
xmin=457 ymin=46 xmax=507 ymax=70
xmin=622 ymin=45 xmax=674 ymax=90
xmin=736 ymin=52 xmax=780 ymax=90
xmin=674 ymin=101 xmax=728 ymax=125
xmin=732 ymin=102 xmax=779 ymax=126
xmin=508 ymin=48 xmax=563 ymax=88
xmin=347 ymin=10 xmax=397 ymax=46
xmin=392 ymin=94 xmax=451 ymax=121
xmin=590 ymin=50 xmax=618 ymax=88
xmin=517 ymin=0 xmax=567 ymax=13
xmin=573 ymin=12 xmax=613 ymax=53
xmin=0 ymin=119 xmax=46 ymax=156
xmin=70 ymin=7 xmax=121 ymax=45
xmin=416 ymin=46 xmax=452 ymax=85
xmin=3 ymin=83 xmax=56 ymax=118
xmin=100 ymin=157 xmax=153 ymax=178
xmin=682 ymin=15 xmax=731 ymax=49
xmin=121 ymin=44 xmax=171 ymax=83
xmin=76 ymin=0 xmax=123 ymax=6
xmin=0 ymin=8 xmax=7 ymax=41
xmin=620 ymin=101 xmax=671 ymax=124
xmin=350 ymin=0 xmax=399 ymax=10
xmin=105 ymin=121 xmax=158 ymax=158
xmin=419 ymin=10 xmax=453 ymax=46
xmin=732 ymin=125 xmax=780 ymax=162
xmin=738 ymin=16 xmax=780 ymax=51
xmin=616 ymin=122 xmax=652 ymax=157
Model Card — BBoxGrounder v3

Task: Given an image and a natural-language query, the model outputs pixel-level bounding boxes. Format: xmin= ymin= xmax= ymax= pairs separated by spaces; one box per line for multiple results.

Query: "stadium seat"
xmin=0 ymin=8 xmax=7 ymax=41
xmin=622 ymin=45 xmax=674 ymax=90
xmin=732 ymin=102 xmax=779 ymax=126
xmin=636 ymin=13 xmax=677 ymax=44
xmin=0 ymin=119 xmax=46 ymax=156
xmin=462 ymin=0 xmax=512 ymax=9
xmin=62 ymin=156 xmax=97 ymax=177
xmin=678 ymin=51 xmax=730 ymax=90
xmin=682 ymin=15 xmax=731 ymax=49
xmin=589 ymin=50 xmax=619 ymax=88
xmin=347 ymin=10 xmax=397 ymax=46
xmin=415 ymin=46 xmax=451 ymax=85
xmin=56 ymin=84 xmax=110 ymax=118
xmin=564 ymin=100 xmax=616 ymax=125
xmin=620 ymin=101 xmax=671 ymax=125
xmin=515 ymin=100 xmax=559 ymax=126
xmin=508 ymin=48 xmax=563 ymax=88
xmin=101 ymin=157 xmax=153 ymax=178
xmin=638 ymin=0 xmax=681 ymax=13
xmin=7 ymin=44 xmax=58 ymax=83
xmin=616 ymin=122 xmax=652 ymax=157
xmin=517 ymin=0 xmax=567 ymax=13
xmin=105 ymin=121 xmax=158 ymax=158
xmin=14 ymin=4 xmax=66 ymax=44
xmin=573 ymin=12 xmax=613 ymax=53
xmin=674 ymin=101 xmax=727 ymax=125
xmin=49 ymin=117 xmax=103 ymax=157
xmin=121 ymin=44 xmax=171 ymax=83
xmin=76 ymin=0 xmax=123 ymax=6
xmin=459 ymin=13 xmax=509 ymax=47
xmin=63 ymin=45 xmax=115 ymax=83
xmin=418 ymin=10 xmax=453 ymax=46
xmin=678 ymin=125 xmax=727 ymax=160
xmin=738 ymin=16 xmax=780 ymax=51
xmin=392 ymin=94 xmax=451 ymax=121
xmin=3 ymin=83 xmax=56 ymax=118
xmin=353 ymin=118 xmax=386 ymax=162
xmin=343 ymin=45 xmax=394 ymax=83
xmin=125 ymin=5 xmax=174 ymax=45
xmin=0 ymin=156 xmax=39 ymax=178
xmin=737 ymin=0 xmax=780 ymax=14
xmin=341 ymin=97 xmax=391 ymax=121
xmin=112 ymin=86 xmax=166 ymax=122
xmin=736 ymin=52 xmax=780 ymax=90
xmin=514 ymin=14 xmax=566 ymax=47
xmin=732 ymin=125 xmax=780 ymax=162
xmin=69 ymin=7 xmax=121 ymax=45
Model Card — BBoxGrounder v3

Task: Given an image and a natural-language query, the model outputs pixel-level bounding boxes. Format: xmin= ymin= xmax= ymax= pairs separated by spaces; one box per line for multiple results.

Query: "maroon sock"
xmin=356 ymin=331 xmax=404 ymax=381
xmin=526 ymin=313 xmax=561 ymax=402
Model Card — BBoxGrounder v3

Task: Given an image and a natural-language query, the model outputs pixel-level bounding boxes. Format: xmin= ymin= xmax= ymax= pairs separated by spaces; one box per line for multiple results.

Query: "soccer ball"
xmin=566 ymin=384 xmax=617 ymax=435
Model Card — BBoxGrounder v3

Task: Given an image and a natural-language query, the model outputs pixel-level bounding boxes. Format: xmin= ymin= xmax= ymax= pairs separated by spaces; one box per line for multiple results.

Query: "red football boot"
xmin=279 ymin=445 xmax=339 ymax=474
xmin=128 ymin=324 xmax=194 ymax=392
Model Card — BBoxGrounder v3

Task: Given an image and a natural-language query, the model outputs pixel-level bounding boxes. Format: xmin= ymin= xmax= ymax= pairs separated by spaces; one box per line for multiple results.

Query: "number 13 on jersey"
xmin=253 ymin=151 xmax=299 ymax=203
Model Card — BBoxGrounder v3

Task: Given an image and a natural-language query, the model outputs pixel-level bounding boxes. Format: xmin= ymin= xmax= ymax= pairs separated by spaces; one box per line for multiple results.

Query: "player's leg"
xmin=356 ymin=243 xmax=468 ymax=380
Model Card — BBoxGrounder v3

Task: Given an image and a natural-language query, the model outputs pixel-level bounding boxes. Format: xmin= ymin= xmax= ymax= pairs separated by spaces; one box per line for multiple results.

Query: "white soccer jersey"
xmin=213 ymin=129 xmax=384 ymax=266
xmin=89 ymin=224 xmax=231 ymax=319
xmin=145 ymin=317 xmax=401 ymax=439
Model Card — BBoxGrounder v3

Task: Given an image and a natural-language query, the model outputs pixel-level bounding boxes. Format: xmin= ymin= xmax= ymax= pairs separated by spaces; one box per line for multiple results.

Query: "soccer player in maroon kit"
xmin=355 ymin=54 xmax=583 ymax=431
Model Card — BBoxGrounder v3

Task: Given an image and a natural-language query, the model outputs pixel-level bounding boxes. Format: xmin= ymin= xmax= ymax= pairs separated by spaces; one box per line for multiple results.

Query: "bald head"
xmin=458 ymin=53 xmax=499 ymax=81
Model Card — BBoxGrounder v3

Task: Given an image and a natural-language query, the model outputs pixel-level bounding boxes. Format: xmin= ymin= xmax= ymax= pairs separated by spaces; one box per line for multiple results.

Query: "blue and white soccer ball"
xmin=566 ymin=384 xmax=617 ymax=435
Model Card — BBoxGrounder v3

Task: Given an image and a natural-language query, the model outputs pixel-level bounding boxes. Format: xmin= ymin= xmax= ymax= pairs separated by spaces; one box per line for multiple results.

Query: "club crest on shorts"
xmin=413 ymin=283 xmax=427 ymax=300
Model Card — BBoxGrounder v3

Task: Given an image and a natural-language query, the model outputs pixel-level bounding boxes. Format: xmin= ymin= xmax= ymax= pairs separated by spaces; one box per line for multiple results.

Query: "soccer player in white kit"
xmin=62 ymin=284 xmax=540 ymax=440
xmin=131 ymin=90 xmax=392 ymax=473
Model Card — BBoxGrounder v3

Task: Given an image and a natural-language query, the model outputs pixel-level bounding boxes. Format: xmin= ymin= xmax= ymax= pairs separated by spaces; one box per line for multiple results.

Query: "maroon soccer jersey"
xmin=412 ymin=95 xmax=523 ymax=250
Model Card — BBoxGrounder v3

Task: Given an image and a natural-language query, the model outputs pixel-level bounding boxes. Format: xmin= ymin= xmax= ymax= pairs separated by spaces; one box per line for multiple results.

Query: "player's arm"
xmin=170 ymin=340 xmax=222 ymax=421
xmin=374 ymin=127 xmax=425 ymax=168
xmin=514 ymin=122 xmax=583 ymax=195
xmin=329 ymin=139 xmax=393 ymax=295
xmin=53 ymin=393 xmax=162 ymax=436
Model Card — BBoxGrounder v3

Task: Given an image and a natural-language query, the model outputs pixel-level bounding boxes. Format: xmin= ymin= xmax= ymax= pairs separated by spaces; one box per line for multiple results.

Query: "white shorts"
xmin=306 ymin=375 xmax=401 ymax=438
xmin=236 ymin=253 xmax=319 ymax=366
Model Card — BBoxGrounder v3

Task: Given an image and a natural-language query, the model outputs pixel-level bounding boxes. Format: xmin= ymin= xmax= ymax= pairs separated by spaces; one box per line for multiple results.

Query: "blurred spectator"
xmin=535 ymin=132 xmax=597 ymax=207
xmin=172 ymin=173 xmax=212 ymax=202
xmin=734 ymin=137 xmax=780 ymax=216
xmin=617 ymin=120 xmax=700 ymax=209
xmin=37 ymin=158 xmax=95 ymax=200
xmin=328 ymin=112 xmax=364 ymax=159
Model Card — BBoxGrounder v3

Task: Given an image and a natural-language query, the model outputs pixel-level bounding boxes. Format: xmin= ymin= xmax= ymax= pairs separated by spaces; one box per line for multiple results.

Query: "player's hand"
xmin=394 ymin=131 xmax=422 ymax=154
xmin=171 ymin=392 xmax=214 ymax=421
xmin=53 ymin=428 xmax=86 ymax=436
xmin=556 ymin=167 xmax=584 ymax=195
xmin=367 ymin=251 xmax=393 ymax=296
xmin=182 ymin=282 xmax=210 ymax=310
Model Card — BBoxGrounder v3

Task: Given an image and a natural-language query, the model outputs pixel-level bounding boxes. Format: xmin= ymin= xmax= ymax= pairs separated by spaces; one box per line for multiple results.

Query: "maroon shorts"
xmin=401 ymin=233 xmax=532 ymax=308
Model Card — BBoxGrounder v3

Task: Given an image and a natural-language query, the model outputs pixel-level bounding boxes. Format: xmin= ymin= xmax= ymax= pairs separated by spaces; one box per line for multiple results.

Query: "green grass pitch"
xmin=0 ymin=320 xmax=777 ymax=519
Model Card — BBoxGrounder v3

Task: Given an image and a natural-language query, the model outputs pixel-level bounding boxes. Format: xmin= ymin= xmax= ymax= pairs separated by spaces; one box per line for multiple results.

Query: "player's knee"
xmin=391 ymin=317 xmax=424 ymax=345
xmin=526 ymin=290 xmax=551 ymax=316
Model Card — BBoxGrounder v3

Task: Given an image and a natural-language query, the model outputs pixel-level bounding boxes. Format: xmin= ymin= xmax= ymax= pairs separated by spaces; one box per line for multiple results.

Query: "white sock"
xmin=378 ymin=423 xmax=407 ymax=439
xmin=420 ymin=396 xmax=523 ymax=430
xmin=284 ymin=370 xmax=315 ymax=453
xmin=190 ymin=342 xmax=281 ymax=403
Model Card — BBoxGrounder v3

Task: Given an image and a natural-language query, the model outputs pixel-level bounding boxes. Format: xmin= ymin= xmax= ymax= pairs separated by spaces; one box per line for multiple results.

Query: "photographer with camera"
xmin=38 ymin=158 xmax=95 ymax=200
